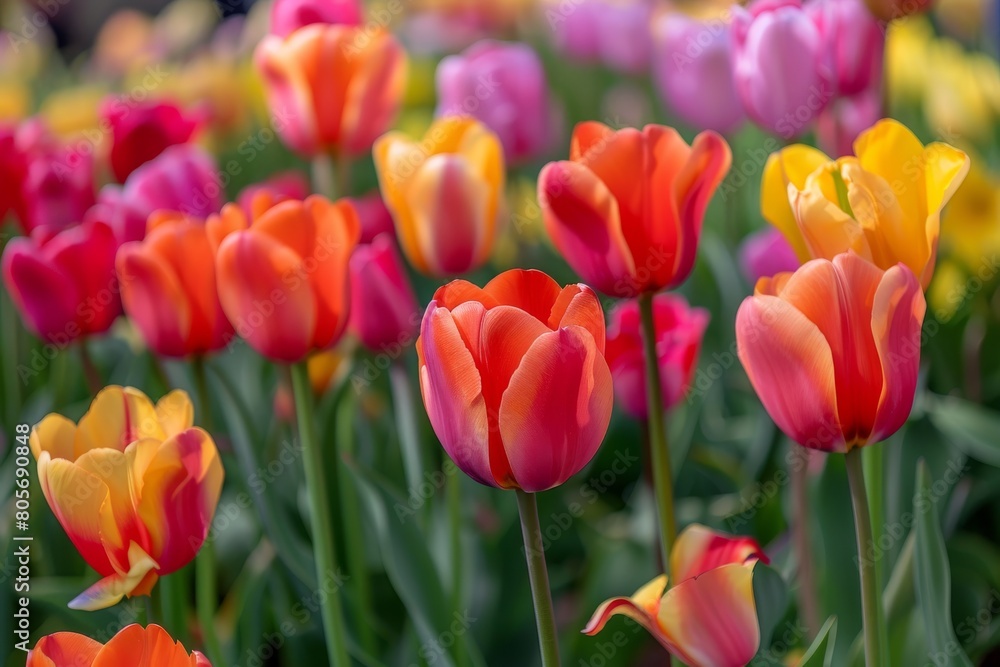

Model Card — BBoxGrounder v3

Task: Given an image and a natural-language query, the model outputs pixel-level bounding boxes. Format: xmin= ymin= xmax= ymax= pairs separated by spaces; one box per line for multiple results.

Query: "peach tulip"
xmin=417 ymin=269 xmax=612 ymax=492
xmin=539 ymin=122 xmax=731 ymax=298
xmin=209 ymin=194 xmax=360 ymax=363
xmin=374 ymin=116 xmax=505 ymax=276
xmin=28 ymin=624 xmax=210 ymax=666
xmin=30 ymin=387 xmax=223 ymax=610
xmin=255 ymin=24 xmax=407 ymax=157
xmin=585 ymin=524 xmax=765 ymax=667
xmin=736 ymin=253 xmax=926 ymax=451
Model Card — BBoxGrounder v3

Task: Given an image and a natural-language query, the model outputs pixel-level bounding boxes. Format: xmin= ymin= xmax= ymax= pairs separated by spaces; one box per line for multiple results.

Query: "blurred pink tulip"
xmin=270 ymin=0 xmax=363 ymax=36
xmin=100 ymin=98 xmax=206 ymax=183
xmin=605 ymin=294 xmax=709 ymax=419
xmin=436 ymin=40 xmax=556 ymax=163
xmin=547 ymin=0 xmax=602 ymax=62
xmin=738 ymin=227 xmax=801 ymax=283
xmin=596 ymin=0 xmax=654 ymax=74
xmin=347 ymin=190 xmax=396 ymax=244
xmin=808 ymin=0 xmax=884 ymax=97
xmin=2 ymin=221 xmax=121 ymax=344
xmin=731 ymin=0 xmax=832 ymax=138
xmin=816 ymin=89 xmax=883 ymax=158
xmin=349 ymin=233 xmax=420 ymax=352
xmin=653 ymin=13 xmax=745 ymax=134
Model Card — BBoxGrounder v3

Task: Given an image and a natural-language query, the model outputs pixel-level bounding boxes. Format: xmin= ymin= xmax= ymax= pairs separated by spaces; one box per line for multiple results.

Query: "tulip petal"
xmin=75 ymin=386 xmax=164 ymax=455
xmin=671 ymin=524 xmax=767 ymax=583
xmin=853 ymin=119 xmax=926 ymax=227
xmin=432 ymin=279 xmax=499 ymax=311
xmin=657 ymin=563 xmax=760 ymax=667
xmin=482 ymin=269 xmax=561 ymax=325
xmin=499 ymin=326 xmax=613 ymax=491
xmin=761 ymin=145 xmax=830 ymax=260
xmin=736 ymin=294 xmax=844 ymax=451
xmin=869 ymin=265 xmax=925 ymax=443
xmin=1 ymin=237 xmax=80 ymax=341
xmin=28 ymin=632 xmax=102 ymax=667
xmin=582 ymin=575 xmax=668 ymax=644
xmin=418 ymin=304 xmax=494 ymax=487
xmin=155 ymin=390 xmax=195 ymax=439
xmin=548 ymin=284 xmax=606 ymax=353
xmin=341 ymin=32 xmax=407 ymax=155
xmin=117 ymin=243 xmax=193 ymax=358
xmin=92 ymin=624 xmax=199 ymax=667
xmin=29 ymin=414 xmax=76 ymax=461
xmin=215 ymin=230 xmax=317 ymax=362
xmin=790 ymin=164 xmax=871 ymax=262
xmin=374 ymin=133 xmax=429 ymax=272
xmin=920 ymin=142 xmax=970 ymax=286
xmin=539 ymin=161 xmax=636 ymax=296
xmin=255 ymin=33 xmax=321 ymax=155
xmin=69 ymin=542 xmax=159 ymax=611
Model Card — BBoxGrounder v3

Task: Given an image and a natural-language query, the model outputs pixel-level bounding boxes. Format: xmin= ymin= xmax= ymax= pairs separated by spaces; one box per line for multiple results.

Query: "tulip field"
xmin=4 ymin=0 xmax=1000 ymax=665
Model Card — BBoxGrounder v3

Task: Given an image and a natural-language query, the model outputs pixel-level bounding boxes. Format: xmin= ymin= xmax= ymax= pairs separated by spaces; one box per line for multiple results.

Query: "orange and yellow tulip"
xmin=538 ymin=121 xmax=731 ymax=298
xmin=209 ymin=194 xmax=360 ymax=363
xmin=374 ymin=116 xmax=505 ymax=276
xmin=762 ymin=118 xmax=969 ymax=289
xmin=584 ymin=524 xmax=765 ymax=667
xmin=28 ymin=624 xmax=210 ymax=666
xmin=417 ymin=269 xmax=612 ymax=492
xmin=117 ymin=211 xmax=234 ymax=358
xmin=255 ymin=24 xmax=407 ymax=157
xmin=30 ymin=387 xmax=223 ymax=610
xmin=736 ymin=252 xmax=925 ymax=452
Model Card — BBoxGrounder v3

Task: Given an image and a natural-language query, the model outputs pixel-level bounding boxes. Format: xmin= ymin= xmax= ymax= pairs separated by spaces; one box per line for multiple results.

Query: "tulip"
xmin=30 ymin=386 xmax=223 ymax=610
xmin=116 ymin=212 xmax=234 ymax=358
xmin=374 ymin=116 xmax=505 ymax=276
xmin=815 ymin=89 xmax=882 ymax=158
xmin=605 ymin=294 xmax=709 ymax=420
xmin=436 ymin=40 xmax=556 ymax=163
xmin=348 ymin=190 xmax=395 ymax=243
xmin=545 ymin=0 xmax=602 ymax=62
xmin=538 ymin=121 xmax=731 ymax=297
xmin=864 ymin=0 xmax=933 ymax=21
xmin=28 ymin=624 xmax=211 ymax=667
xmin=736 ymin=252 xmax=925 ymax=452
xmin=2 ymin=220 xmax=120 ymax=344
xmin=349 ymin=234 xmax=419 ymax=352
xmin=255 ymin=24 xmax=407 ymax=157
xmin=417 ymin=268 xmax=612 ymax=492
xmin=808 ymin=0 xmax=884 ymax=98
xmin=209 ymin=195 xmax=360 ymax=363
xmin=236 ymin=171 xmax=310 ymax=218
xmin=652 ymin=13 xmax=745 ymax=134
xmin=584 ymin=524 xmax=766 ymax=667
xmin=738 ymin=227 xmax=801 ymax=283
xmin=270 ymin=0 xmax=363 ymax=36
xmin=100 ymin=98 xmax=205 ymax=183
xmin=0 ymin=124 xmax=29 ymax=226
xmin=761 ymin=118 xmax=969 ymax=288
xmin=596 ymin=0 xmax=654 ymax=74
xmin=731 ymin=0 xmax=832 ymax=138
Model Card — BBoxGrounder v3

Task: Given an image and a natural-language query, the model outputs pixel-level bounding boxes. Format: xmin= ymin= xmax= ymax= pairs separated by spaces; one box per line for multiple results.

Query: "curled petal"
xmin=583 ymin=575 xmax=668 ymax=643
xmin=69 ymin=542 xmax=159 ymax=611
xmin=671 ymin=524 xmax=768 ymax=583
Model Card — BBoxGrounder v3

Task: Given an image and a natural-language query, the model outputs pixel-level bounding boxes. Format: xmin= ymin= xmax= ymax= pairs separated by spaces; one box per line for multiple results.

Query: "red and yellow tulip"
xmin=417 ymin=269 xmax=612 ymax=491
xmin=584 ymin=524 xmax=766 ymax=667
xmin=28 ymin=624 xmax=211 ymax=666
xmin=762 ymin=118 xmax=969 ymax=289
xmin=736 ymin=252 xmax=926 ymax=452
xmin=538 ymin=121 xmax=731 ymax=297
xmin=30 ymin=387 xmax=223 ymax=610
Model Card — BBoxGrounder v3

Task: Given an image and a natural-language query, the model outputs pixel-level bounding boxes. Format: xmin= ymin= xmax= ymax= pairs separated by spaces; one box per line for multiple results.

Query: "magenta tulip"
xmin=269 ymin=0 xmax=362 ymax=36
xmin=348 ymin=233 xmax=420 ymax=352
xmin=100 ymin=97 xmax=205 ymax=182
xmin=808 ymin=0 xmax=884 ymax=97
xmin=738 ymin=228 xmax=801 ymax=283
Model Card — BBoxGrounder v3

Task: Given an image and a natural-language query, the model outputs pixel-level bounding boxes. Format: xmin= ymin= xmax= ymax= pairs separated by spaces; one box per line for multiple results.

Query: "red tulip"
xmin=539 ymin=122 xmax=731 ymax=297
xmin=2 ymin=221 xmax=120 ymax=344
xmin=349 ymin=233 xmax=420 ymax=352
xmin=101 ymin=98 xmax=205 ymax=183
xmin=28 ymin=624 xmax=211 ymax=666
xmin=606 ymin=294 xmax=709 ymax=419
xmin=417 ymin=269 xmax=613 ymax=492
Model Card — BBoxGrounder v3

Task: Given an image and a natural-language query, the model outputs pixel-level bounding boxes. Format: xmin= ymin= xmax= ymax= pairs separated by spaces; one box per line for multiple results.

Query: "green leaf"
xmin=752 ymin=563 xmax=789 ymax=651
xmin=925 ymin=393 xmax=1000 ymax=467
xmin=914 ymin=459 xmax=974 ymax=667
xmin=798 ymin=617 xmax=838 ymax=667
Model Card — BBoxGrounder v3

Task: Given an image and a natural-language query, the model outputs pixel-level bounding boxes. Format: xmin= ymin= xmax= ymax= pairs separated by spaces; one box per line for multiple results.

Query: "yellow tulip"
xmin=762 ymin=118 xmax=969 ymax=289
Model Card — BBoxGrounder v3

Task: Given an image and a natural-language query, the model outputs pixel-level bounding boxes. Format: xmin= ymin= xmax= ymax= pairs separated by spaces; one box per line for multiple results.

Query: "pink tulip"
xmin=269 ymin=0 xmax=363 ymax=36
xmin=547 ymin=0 xmax=602 ymax=62
xmin=347 ymin=190 xmax=395 ymax=244
xmin=348 ymin=234 xmax=420 ymax=352
xmin=731 ymin=0 xmax=832 ymax=138
xmin=436 ymin=40 xmax=556 ymax=163
xmin=605 ymin=294 xmax=709 ymax=419
xmin=738 ymin=228 xmax=801 ymax=283
xmin=2 ymin=221 xmax=121 ymax=344
xmin=808 ymin=0 xmax=884 ymax=97
xmin=816 ymin=88 xmax=883 ymax=158
xmin=100 ymin=98 xmax=205 ymax=183
xmin=653 ymin=13 xmax=745 ymax=134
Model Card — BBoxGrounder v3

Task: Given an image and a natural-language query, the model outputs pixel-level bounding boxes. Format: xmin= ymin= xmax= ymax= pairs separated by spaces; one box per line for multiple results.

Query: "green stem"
xmin=638 ymin=292 xmax=676 ymax=574
xmin=78 ymin=340 xmax=103 ymax=396
xmin=192 ymin=357 xmax=214 ymax=433
xmin=845 ymin=447 xmax=889 ymax=667
xmin=312 ymin=154 xmax=336 ymax=200
xmin=290 ymin=361 xmax=352 ymax=667
xmin=515 ymin=490 xmax=561 ymax=667
xmin=791 ymin=445 xmax=821 ymax=637
xmin=335 ymin=153 xmax=353 ymax=199
xmin=158 ymin=572 xmax=187 ymax=642
xmin=447 ymin=465 xmax=471 ymax=667
xmin=389 ymin=362 xmax=427 ymax=516
xmin=141 ymin=596 xmax=153 ymax=626
xmin=196 ymin=542 xmax=224 ymax=664
xmin=863 ymin=444 xmax=886 ymax=586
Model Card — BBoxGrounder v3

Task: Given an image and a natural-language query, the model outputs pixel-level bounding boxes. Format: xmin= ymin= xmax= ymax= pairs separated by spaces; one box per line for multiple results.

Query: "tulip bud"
xmin=808 ymin=0 xmax=885 ymax=98
xmin=100 ymin=97 xmax=205 ymax=183
xmin=349 ymin=234 xmax=420 ymax=353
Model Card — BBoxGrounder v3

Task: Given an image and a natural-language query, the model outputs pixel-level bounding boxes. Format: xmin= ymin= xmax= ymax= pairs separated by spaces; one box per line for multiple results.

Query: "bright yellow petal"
xmin=761 ymin=145 xmax=831 ymax=261
xmin=920 ymin=142 xmax=970 ymax=286
xmin=75 ymin=386 xmax=165 ymax=454
xmin=853 ymin=119 xmax=927 ymax=226
xmin=155 ymin=390 xmax=195 ymax=438
xmin=791 ymin=166 xmax=871 ymax=262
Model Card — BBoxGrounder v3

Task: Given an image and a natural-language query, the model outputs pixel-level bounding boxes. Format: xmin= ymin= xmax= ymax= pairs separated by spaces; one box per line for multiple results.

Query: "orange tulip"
xmin=585 ymin=524 xmax=765 ymax=667
xmin=30 ymin=387 xmax=223 ymax=610
xmin=417 ymin=268 xmax=613 ymax=492
xmin=28 ymin=624 xmax=210 ymax=666
xmin=117 ymin=211 xmax=234 ymax=357
xmin=255 ymin=24 xmax=407 ymax=157
xmin=538 ymin=121 xmax=731 ymax=297
xmin=209 ymin=194 xmax=360 ymax=363
xmin=736 ymin=252 xmax=925 ymax=452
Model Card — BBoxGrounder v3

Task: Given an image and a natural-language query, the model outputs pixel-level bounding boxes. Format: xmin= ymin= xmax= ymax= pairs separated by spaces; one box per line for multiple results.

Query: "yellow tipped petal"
xmin=68 ymin=543 xmax=160 ymax=611
xmin=75 ymin=386 xmax=165 ymax=454
xmin=154 ymin=389 xmax=195 ymax=438
xmin=761 ymin=145 xmax=831 ymax=261
xmin=30 ymin=415 xmax=77 ymax=461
